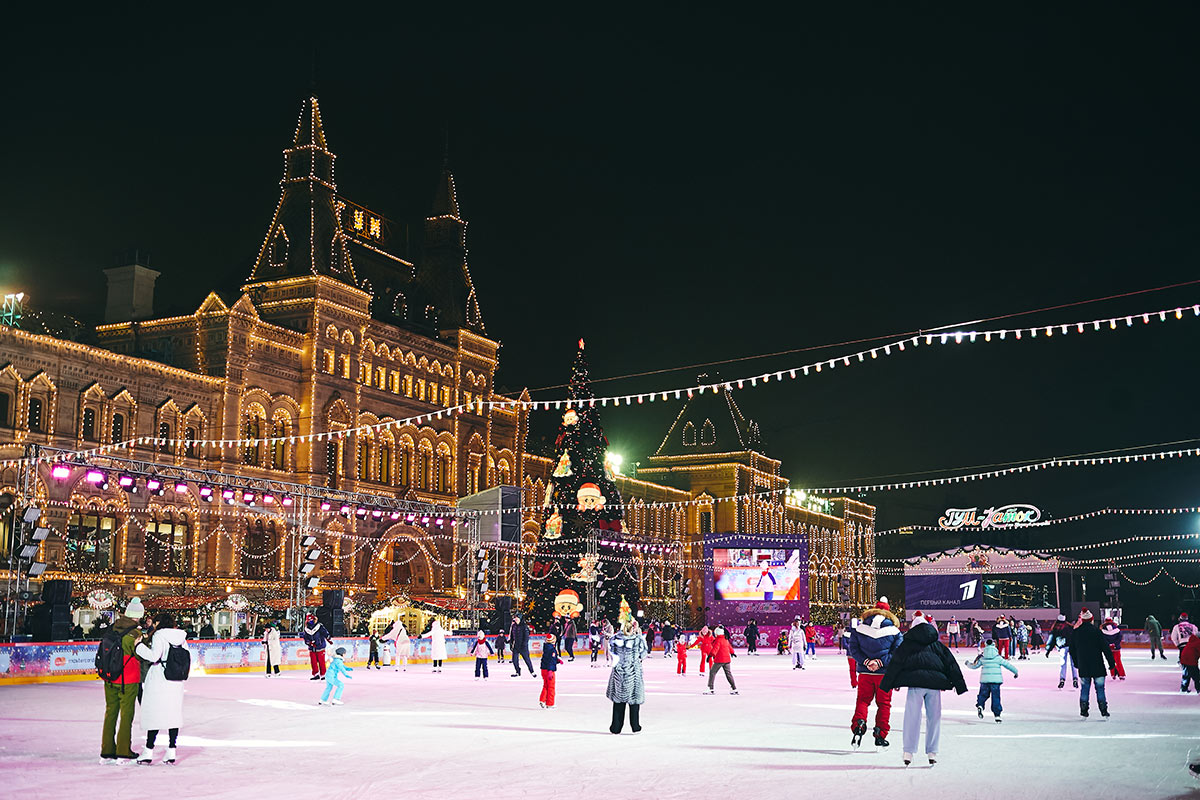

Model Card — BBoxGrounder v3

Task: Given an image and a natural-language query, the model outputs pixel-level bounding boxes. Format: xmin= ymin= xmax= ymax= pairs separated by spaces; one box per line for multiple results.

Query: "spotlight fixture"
xmin=340 ymin=504 xmax=352 ymax=516
xmin=174 ymin=481 xmax=189 ymax=495
xmin=319 ymin=500 xmax=331 ymax=511
xmin=405 ymin=514 xmax=416 ymax=522
xmin=222 ymin=488 xmax=236 ymax=504
xmin=300 ymin=562 xmax=317 ymax=576
xmin=85 ymin=469 xmax=107 ymax=485
xmin=145 ymin=476 xmax=164 ymax=496
xmin=435 ymin=517 xmax=444 ymax=527
xmin=198 ymin=485 xmax=214 ymax=502
xmin=117 ymin=474 xmax=137 ymax=493
xmin=281 ymin=495 xmax=294 ymax=508
xmin=421 ymin=515 xmax=430 ymax=525
xmin=263 ymin=494 xmax=275 ymax=505
xmin=371 ymin=509 xmax=383 ymax=519
xmin=301 ymin=535 xmax=317 ymax=547
xmin=242 ymin=490 xmax=256 ymax=504
xmin=27 ymin=562 xmax=47 ymax=578
xmin=50 ymin=464 xmax=72 ymax=480
xmin=306 ymin=548 xmax=322 ymax=560
xmin=305 ymin=576 xmax=321 ymax=590
xmin=355 ymin=507 xmax=368 ymax=519
xmin=389 ymin=511 xmax=401 ymax=520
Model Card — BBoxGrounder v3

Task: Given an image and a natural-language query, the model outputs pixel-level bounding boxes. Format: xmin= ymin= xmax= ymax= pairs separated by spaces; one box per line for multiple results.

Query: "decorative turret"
xmin=418 ymin=168 xmax=485 ymax=334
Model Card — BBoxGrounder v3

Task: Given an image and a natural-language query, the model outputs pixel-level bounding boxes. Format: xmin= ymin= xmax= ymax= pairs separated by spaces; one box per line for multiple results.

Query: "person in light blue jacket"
xmin=966 ymin=639 xmax=1018 ymax=721
xmin=319 ymin=647 xmax=354 ymax=705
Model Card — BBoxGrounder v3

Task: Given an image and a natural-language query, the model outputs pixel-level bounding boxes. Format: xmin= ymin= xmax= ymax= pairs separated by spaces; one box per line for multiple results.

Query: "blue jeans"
xmin=1079 ymin=675 xmax=1106 ymax=704
xmin=901 ymin=687 xmax=942 ymax=755
xmin=1059 ymin=651 xmax=1078 ymax=681
xmin=976 ymin=682 xmax=1002 ymax=716
xmin=806 ymin=642 xmax=816 ymax=655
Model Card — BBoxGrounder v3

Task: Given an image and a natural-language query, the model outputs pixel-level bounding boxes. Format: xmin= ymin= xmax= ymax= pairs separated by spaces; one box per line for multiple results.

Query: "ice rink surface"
xmin=1 ymin=647 xmax=1197 ymax=800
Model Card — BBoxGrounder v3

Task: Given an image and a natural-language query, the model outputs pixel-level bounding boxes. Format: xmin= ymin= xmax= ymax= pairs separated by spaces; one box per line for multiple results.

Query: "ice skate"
xmin=703 ymin=688 xmax=714 ymax=695
xmin=976 ymin=705 xmax=983 ymax=719
xmin=873 ymin=727 xmax=889 ymax=747
xmin=995 ymin=716 xmax=1002 ymax=723
xmin=730 ymin=690 xmax=739 ymax=695
xmin=1099 ymin=701 xmax=1109 ymax=719
xmin=136 ymin=748 xmax=155 ymax=765
xmin=928 ymin=755 xmax=937 ymax=766
xmin=319 ymin=700 xmax=330 ymax=705
xmin=331 ymin=698 xmax=344 ymax=705
xmin=1073 ymin=678 xmax=1079 ymax=688
xmin=539 ymin=701 xmax=546 ymax=708
xmin=1058 ymin=679 xmax=1064 ymax=689
xmin=903 ymin=752 xmax=912 ymax=766
xmin=1080 ymin=700 xmax=1089 ymax=718
xmin=310 ymin=675 xmax=321 ymax=681
xmin=851 ymin=718 xmax=867 ymax=750
xmin=164 ymin=748 xmax=176 ymax=764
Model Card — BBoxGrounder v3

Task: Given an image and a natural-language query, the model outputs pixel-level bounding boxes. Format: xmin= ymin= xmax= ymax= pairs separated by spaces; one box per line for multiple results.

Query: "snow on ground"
xmin=1 ymin=648 xmax=1197 ymax=800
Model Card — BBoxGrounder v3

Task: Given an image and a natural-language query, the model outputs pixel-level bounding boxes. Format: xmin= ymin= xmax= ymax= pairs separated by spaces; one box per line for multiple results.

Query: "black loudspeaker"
xmin=489 ymin=595 xmax=513 ymax=634
xmin=50 ymin=604 xmax=72 ymax=641
xmin=321 ymin=589 xmax=344 ymax=609
xmin=316 ymin=607 xmax=345 ymax=636
xmin=42 ymin=579 xmax=74 ymax=605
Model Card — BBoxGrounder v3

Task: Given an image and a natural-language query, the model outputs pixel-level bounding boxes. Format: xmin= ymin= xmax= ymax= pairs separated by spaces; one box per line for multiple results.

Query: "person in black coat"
xmin=744 ymin=619 xmax=760 ymax=654
xmin=880 ymin=613 xmax=967 ymax=765
xmin=509 ymin=615 xmax=535 ymax=677
xmin=1068 ymin=609 xmax=1116 ymax=718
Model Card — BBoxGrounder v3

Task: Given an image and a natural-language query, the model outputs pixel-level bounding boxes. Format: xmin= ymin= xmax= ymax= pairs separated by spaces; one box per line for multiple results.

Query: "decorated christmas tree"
xmin=525 ymin=340 xmax=640 ymax=627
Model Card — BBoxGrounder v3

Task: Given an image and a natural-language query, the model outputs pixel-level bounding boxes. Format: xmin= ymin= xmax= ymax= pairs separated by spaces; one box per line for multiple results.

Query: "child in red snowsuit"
xmin=694 ymin=626 xmax=714 ymax=676
xmin=676 ymin=637 xmax=689 ymax=674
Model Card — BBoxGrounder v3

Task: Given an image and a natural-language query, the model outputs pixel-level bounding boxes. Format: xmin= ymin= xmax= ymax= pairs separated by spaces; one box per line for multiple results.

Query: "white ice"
xmin=1 ymin=648 xmax=1196 ymax=799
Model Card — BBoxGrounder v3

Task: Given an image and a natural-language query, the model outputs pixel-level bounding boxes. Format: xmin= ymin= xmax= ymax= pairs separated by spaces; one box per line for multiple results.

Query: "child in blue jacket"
xmin=965 ymin=639 xmax=1018 ymax=721
xmin=319 ymin=647 xmax=354 ymax=705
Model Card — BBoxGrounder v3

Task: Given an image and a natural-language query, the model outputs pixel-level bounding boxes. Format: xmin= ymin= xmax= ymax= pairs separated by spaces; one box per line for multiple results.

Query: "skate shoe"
xmin=136 ymin=748 xmax=155 ymax=765
xmin=995 ymin=717 xmax=1002 ymax=723
xmin=1073 ymin=678 xmax=1079 ymax=688
xmin=703 ymin=689 xmax=714 ymax=695
xmin=976 ymin=705 xmax=983 ymax=719
xmin=928 ymin=755 xmax=937 ymax=765
xmin=164 ymin=748 xmax=176 ymax=764
xmin=331 ymin=699 xmax=344 ymax=705
xmin=851 ymin=719 xmax=867 ymax=749
xmin=903 ymin=752 xmax=913 ymax=766
xmin=1058 ymin=679 xmax=1065 ymax=689
xmin=873 ymin=727 xmax=889 ymax=747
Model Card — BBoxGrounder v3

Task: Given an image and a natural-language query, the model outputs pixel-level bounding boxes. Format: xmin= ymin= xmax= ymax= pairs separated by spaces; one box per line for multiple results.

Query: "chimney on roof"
xmin=103 ymin=252 xmax=160 ymax=323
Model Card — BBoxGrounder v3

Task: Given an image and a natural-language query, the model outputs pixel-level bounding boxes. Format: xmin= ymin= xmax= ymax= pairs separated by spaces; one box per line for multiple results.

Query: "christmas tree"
xmin=524 ymin=340 xmax=640 ymax=628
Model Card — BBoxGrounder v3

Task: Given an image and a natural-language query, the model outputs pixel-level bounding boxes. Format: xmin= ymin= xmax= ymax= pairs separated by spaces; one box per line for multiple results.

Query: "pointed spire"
xmin=432 ymin=168 xmax=460 ymax=217
xmin=292 ymin=95 xmax=328 ymax=149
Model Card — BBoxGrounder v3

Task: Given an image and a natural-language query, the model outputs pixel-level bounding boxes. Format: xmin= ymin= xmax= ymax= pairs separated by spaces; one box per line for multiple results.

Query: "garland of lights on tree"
xmin=524 ymin=340 xmax=639 ymax=628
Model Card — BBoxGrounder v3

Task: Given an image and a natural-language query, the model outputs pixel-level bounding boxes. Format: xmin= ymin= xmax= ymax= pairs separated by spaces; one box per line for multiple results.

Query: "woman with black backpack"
xmin=135 ymin=612 xmax=190 ymax=765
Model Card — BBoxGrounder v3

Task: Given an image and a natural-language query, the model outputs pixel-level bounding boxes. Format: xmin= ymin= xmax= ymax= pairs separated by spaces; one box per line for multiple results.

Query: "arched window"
xmin=66 ymin=511 xmax=115 ymax=572
xmin=271 ymin=417 xmax=287 ymax=470
xmin=0 ymin=391 xmax=10 ymax=427
xmin=185 ymin=426 xmax=198 ymax=458
xmin=358 ymin=439 xmax=371 ymax=481
xmin=242 ymin=411 xmax=263 ymax=466
xmin=326 ymin=440 xmax=340 ymax=489
xmin=81 ymin=407 xmax=97 ymax=441
xmin=682 ymin=421 xmax=696 ymax=446
xmin=146 ymin=511 xmax=188 ymax=576
xmin=379 ymin=445 xmax=392 ymax=485
xmin=418 ymin=444 xmax=432 ymax=489
xmin=242 ymin=519 xmax=272 ymax=580
xmin=159 ymin=422 xmax=172 ymax=454
xmin=700 ymin=418 xmax=716 ymax=446
xmin=111 ymin=412 xmax=125 ymax=444
xmin=399 ymin=442 xmax=413 ymax=486
xmin=27 ymin=397 xmax=44 ymax=432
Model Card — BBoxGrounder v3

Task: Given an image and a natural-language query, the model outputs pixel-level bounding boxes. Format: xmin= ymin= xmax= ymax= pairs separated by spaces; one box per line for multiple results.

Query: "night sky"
xmin=2 ymin=5 xmax=1198 ymax=616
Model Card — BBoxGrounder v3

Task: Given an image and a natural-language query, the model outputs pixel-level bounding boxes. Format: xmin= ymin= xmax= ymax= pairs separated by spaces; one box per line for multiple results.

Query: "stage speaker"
xmin=459 ymin=485 xmax=521 ymax=543
xmin=42 ymin=579 xmax=74 ymax=605
xmin=316 ymin=607 xmax=345 ymax=636
xmin=321 ymin=589 xmax=344 ymax=609
xmin=50 ymin=604 xmax=73 ymax=641
xmin=489 ymin=595 xmax=513 ymax=634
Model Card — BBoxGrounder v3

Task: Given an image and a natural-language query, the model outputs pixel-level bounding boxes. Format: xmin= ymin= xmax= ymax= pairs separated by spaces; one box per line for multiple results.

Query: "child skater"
xmin=694 ymin=625 xmax=714 ymax=677
xmin=589 ymin=619 xmax=602 ymax=667
xmin=319 ymin=646 xmax=353 ymax=705
xmin=676 ymin=635 xmax=689 ymax=675
xmin=790 ymin=619 xmax=807 ymax=670
xmin=495 ymin=628 xmax=508 ymax=664
xmin=367 ymin=632 xmax=382 ymax=669
xmin=539 ymin=633 xmax=563 ymax=708
xmin=965 ymin=638 xmax=1018 ymax=722
xmin=473 ymin=630 xmax=495 ymax=680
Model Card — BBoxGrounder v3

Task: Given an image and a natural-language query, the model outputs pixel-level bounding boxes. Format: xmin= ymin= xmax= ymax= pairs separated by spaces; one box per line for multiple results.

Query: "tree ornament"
xmin=552 ymin=450 xmax=573 ymax=477
xmin=553 ymin=589 xmax=584 ymax=619
xmin=543 ymin=512 xmax=564 ymax=539
xmin=562 ymin=409 xmax=579 ymax=427
xmin=542 ymin=481 xmax=554 ymax=508
xmin=577 ymin=482 xmax=606 ymax=511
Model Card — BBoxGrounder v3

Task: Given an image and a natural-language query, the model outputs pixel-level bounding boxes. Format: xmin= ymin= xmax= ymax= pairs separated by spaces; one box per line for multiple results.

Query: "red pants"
xmin=677 ymin=655 xmax=687 ymax=674
xmin=309 ymin=649 xmax=327 ymax=677
xmin=997 ymin=639 xmax=1010 ymax=659
xmin=539 ymin=671 xmax=557 ymax=707
xmin=1110 ymin=649 xmax=1125 ymax=678
xmin=852 ymin=673 xmax=892 ymax=737
xmin=699 ymin=653 xmax=712 ymax=674
xmin=847 ymin=656 xmax=858 ymax=688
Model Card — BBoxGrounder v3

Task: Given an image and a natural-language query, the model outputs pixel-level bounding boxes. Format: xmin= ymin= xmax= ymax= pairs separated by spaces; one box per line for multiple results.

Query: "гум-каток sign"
xmin=938 ymin=504 xmax=1043 ymax=530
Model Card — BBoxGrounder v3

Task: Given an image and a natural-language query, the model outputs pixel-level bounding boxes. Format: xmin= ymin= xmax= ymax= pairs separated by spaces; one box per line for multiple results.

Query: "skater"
xmin=880 ymin=612 xmax=967 ymax=766
xmin=1171 ymin=613 xmax=1197 ymax=691
xmin=607 ymin=602 xmax=647 ymax=731
xmin=1046 ymin=614 xmax=1079 ymax=688
xmin=805 ymin=621 xmax=817 ymax=657
xmin=98 ymin=596 xmax=145 ymax=764
xmin=789 ymin=619 xmax=806 ymax=670
xmin=1144 ymin=614 xmax=1165 ymax=659
xmin=705 ymin=625 xmax=739 ymax=694
xmin=694 ymin=625 xmax=714 ymax=676
xmin=842 ymin=625 xmax=857 ymax=688
xmin=662 ymin=621 xmax=677 ymax=658
xmin=1100 ymin=619 xmax=1125 ymax=679
xmin=965 ymin=638 xmax=1018 ymax=722
xmin=1031 ymin=620 xmax=1044 ymax=654
xmin=510 ymin=615 xmax=535 ymax=677
xmin=1015 ymin=620 xmax=1029 ymax=660
xmin=834 ymin=622 xmax=845 ymax=653
xmin=1180 ymin=631 xmax=1200 ymax=692
xmin=589 ymin=619 xmax=602 ymax=666
xmin=992 ymin=616 xmax=1012 ymax=659
xmin=302 ymin=613 xmax=333 ymax=680
xmin=744 ymin=618 xmax=759 ymax=655
xmin=676 ymin=635 xmax=690 ymax=674
xmin=946 ymin=617 xmax=960 ymax=648
xmin=367 ymin=631 xmax=382 ymax=669
xmin=319 ymin=646 xmax=353 ymax=705
xmin=262 ymin=621 xmax=282 ymax=676
xmin=135 ymin=613 xmax=189 ymax=765
xmin=777 ymin=628 xmax=789 ymax=655
xmin=645 ymin=620 xmax=657 ymax=655
xmin=422 ymin=618 xmax=449 ymax=672
xmin=383 ymin=619 xmax=410 ymax=671
xmin=1070 ymin=609 xmax=1116 ymax=718
xmin=472 ymin=630 xmax=494 ymax=679
xmin=539 ymin=633 xmax=562 ymax=707
xmin=971 ymin=619 xmax=985 ymax=648
xmin=562 ymin=615 xmax=577 ymax=661
xmin=847 ymin=596 xmax=903 ymax=749
xmin=602 ymin=618 xmax=615 ymax=666
xmin=495 ymin=628 xmax=508 ymax=664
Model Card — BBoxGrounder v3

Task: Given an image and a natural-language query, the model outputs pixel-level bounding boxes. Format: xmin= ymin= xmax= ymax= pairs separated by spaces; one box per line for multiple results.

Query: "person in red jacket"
xmin=703 ymin=625 xmax=739 ymax=695
xmin=1181 ymin=634 xmax=1200 ymax=693
xmin=694 ymin=625 xmax=715 ymax=676
xmin=676 ymin=636 xmax=689 ymax=675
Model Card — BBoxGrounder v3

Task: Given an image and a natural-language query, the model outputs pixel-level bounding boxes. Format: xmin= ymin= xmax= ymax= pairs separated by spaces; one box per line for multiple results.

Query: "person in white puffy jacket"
xmin=134 ymin=613 xmax=190 ymax=765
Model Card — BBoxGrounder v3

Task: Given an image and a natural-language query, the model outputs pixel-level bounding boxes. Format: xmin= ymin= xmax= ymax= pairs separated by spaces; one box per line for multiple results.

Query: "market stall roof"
xmin=412 ymin=596 xmax=494 ymax=612
xmin=265 ymin=598 xmax=320 ymax=610
xmin=143 ymin=594 xmax=224 ymax=610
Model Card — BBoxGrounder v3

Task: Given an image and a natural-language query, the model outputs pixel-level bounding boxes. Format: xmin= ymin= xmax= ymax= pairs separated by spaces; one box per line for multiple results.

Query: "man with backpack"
xmin=98 ymin=597 xmax=146 ymax=764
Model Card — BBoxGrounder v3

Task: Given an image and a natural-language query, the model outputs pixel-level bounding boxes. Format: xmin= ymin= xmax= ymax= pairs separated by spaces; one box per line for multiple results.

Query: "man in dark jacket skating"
xmin=1069 ymin=609 xmax=1116 ymax=718
xmin=846 ymin=597 xmax=903 ymax=748
xmin=744 ymin=619 xmax=760 ymax=654
xmin=881 ymin=611 xmax=967 ymax=766
xmin=1144 ymin=614 xmax=1165 ymax=659
xmin=509 ymin=615 xmax=535 ymax=677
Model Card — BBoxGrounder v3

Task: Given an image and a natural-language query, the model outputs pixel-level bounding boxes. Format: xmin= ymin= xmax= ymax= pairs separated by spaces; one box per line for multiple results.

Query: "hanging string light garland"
xmin=5 ymin=300 xmax=1198 ymax=470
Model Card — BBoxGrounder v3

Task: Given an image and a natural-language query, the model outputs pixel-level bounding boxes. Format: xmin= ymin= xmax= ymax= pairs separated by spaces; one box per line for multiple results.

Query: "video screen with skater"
xmin=712 ymin=549 xmax=803 ymax=602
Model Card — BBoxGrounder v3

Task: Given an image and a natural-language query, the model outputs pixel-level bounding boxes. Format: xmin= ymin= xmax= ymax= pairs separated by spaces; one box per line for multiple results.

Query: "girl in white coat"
xmin=135 ymin=613 xmax=190 ymax=765
xmin=384 ymin=620 xmax=411 ymax=671
xmin=422 ymin=619 xmax=448 ymax=672
xmin=263 ymin=622 xmax=282 ymax=676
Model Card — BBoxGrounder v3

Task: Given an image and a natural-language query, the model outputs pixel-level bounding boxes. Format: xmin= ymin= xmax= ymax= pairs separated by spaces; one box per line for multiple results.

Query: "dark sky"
xmin=2 ymin=5 xmax=1198 ymax=615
